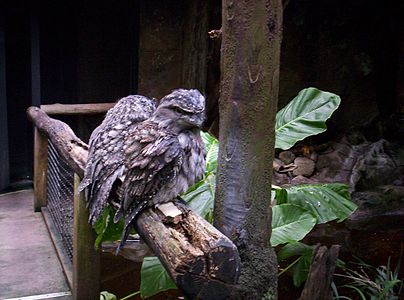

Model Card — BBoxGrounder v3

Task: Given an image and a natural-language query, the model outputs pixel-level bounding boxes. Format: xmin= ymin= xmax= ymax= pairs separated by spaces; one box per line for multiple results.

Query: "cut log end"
xmin=136 ymin=201 xmax=240 ymax=299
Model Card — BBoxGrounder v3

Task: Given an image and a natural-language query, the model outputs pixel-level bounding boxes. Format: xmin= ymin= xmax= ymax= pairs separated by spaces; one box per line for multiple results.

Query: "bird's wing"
xmin=115 ymin=122 xmax=184 ymax=235
xmin=78 ymin=95 xmax=156 ymax=224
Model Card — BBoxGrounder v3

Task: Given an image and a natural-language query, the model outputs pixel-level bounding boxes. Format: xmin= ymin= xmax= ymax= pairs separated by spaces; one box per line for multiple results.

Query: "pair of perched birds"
xmin=78 ymin=89 xmax=206 ymax=249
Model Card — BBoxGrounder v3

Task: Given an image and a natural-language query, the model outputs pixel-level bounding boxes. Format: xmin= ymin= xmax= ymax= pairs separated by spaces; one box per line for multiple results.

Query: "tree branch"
xmin=27 ymin=106 xmax=88 ymax=177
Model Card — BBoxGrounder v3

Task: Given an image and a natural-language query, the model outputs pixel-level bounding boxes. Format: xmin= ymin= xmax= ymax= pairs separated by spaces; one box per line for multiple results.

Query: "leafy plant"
xmin=140 ymin=257 xmax=177 ymax=298
xmin=94 ymin=206 xmax=124 ymax=248
xmin=273 ymin=183 xmax=357 ymax=286
xmin=277 ymin=242 xmax=314 ymax=287
xmin=275 ymin=87 xmax=341 ymax=150
xmin=274 ymin=183 xmax=357 ymax=224
xmin=95 ymin=87 xmax=355 ymax=298
xmin=271 ymin=204 xmax=317 ymax=247
xmin=333 ymin=257 xmax=403 ymax=300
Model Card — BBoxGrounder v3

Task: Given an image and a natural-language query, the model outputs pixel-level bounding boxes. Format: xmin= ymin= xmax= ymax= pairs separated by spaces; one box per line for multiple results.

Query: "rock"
xmin=279 ymin=151 xmax=295 ymax=164
xmin=272 ymin=171 xmax=289 ymax=186
xmin=292 ymin=157 xmax=315 ymax=177
xmin=273 ymin=158 xmax=297 ymax=173
xmin=310 ymin=152 xmax=318 ymax=162
xmin=272 ymin=158 xmax=284 ymax=172
xmin=291 ymin=175 xmax=316 ymax=184
xmin=350 ymin=140 xmax=399 ymax=191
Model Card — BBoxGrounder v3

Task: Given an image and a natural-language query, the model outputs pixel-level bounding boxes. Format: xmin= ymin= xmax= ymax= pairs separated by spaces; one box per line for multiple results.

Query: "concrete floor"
xmin=0 ymin=190 xmax=71 ymax=299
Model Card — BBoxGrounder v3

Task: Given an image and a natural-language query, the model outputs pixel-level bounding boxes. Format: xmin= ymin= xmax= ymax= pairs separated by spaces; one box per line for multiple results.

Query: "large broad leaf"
xmin=271 ymin=204 xmax=317 ymax=246
xmin=277 ymin=242 xmax=313 ymax=261
xmin=182 ymin=174 xmax=215 ymax=222
xmin=277 ymin=242 xmax=314 ymax=287
xmin=201 ymin=131 xmax=219 ymax=174
xmin=140 ymin=257 xmax=177 ymax=298
xmin=275 ymin=87 xmax=341 ymax=150
xmin=292 ymin=253 xmax=312 ymax=287
xmin=277 ymin=183 xmax=357 ymax=223
xmin=181 ymin=132 xmax=217 ymax=223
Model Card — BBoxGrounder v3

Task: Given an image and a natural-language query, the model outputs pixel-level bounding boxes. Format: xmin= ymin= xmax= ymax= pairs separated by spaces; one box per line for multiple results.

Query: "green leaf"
xmin=140 ymin=257 xmax=177 ymax=298
xmin=378 ymin=280 xmax=401 ymax=300
xmin=282 ymin=184 xmax=357 ymax=223
xmin=93 ymin=206 xmax=125 ymax=248
xmin=277 ymin=242 xmax=313 ymax=261
xmin=272 ymin=185 xmax=288 ymax=205
xmin=181 ymin=132 xmax=217 ymax=223
xmin=100 ymin=291 xmax=117 ymax=300
xmin=275 ymin=87 xmax=341 ymax=150
xmin=182 ymin=174 xmax=215 ymax=222
xmin=271 ymin=204 xmax=317 ymax=246
xmin=201 ymin=131 xmax=219 ymax=173
xmin=292 ymin=253 xmax=312 ymax=287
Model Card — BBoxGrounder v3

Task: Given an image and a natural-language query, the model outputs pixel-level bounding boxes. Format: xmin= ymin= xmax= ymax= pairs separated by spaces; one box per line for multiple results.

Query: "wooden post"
xmin=73 ymin=174 xmax=100 ymax=300
xmin=33 ymin=128 xmax=48 ymax=211
xmin=299 ymin=244 xmax=340 ymax=300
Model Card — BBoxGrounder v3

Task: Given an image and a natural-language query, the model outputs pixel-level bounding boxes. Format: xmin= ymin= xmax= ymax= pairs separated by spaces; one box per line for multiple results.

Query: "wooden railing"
xmin=29 ymin=102 xmax=240 ymax=300
xmin=32 ymin=103 xmax=114 ymax=299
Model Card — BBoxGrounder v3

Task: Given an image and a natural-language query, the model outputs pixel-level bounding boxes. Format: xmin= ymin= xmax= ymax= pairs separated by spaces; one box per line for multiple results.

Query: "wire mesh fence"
xmin=46 ymin=141 xmax=74 ymax=261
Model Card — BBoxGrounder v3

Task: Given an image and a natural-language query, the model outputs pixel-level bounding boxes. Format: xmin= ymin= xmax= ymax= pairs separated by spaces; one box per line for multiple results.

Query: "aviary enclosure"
xmin=10 ymin=0 xmax=404 ymax=299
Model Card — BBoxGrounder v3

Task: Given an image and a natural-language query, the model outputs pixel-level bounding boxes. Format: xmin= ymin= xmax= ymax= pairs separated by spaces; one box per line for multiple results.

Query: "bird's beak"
xmin=189 ymin=114 xmax=205 ymax=128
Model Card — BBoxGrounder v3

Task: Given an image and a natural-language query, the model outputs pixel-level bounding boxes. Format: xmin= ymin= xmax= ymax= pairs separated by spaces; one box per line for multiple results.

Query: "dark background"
xmin=1 ymin=0 xmax=403 ymax=191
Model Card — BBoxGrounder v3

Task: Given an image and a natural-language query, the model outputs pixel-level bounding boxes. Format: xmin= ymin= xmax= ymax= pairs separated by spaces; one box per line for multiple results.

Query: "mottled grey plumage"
xmin=116 ymin=89 xmax=206 ymax=249
xmin=79 ymin=89 xmax=206 ymax=250
xmin=78 ymin=95 xmax=156 ymax=224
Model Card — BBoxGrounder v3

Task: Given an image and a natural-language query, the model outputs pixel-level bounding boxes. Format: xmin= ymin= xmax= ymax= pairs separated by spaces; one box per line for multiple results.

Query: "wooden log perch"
xmin=27 ymin=106 xmax=88 ymax=177
xmin=27 ymin=106 xmax=241 ymax=299
xmin=299 ymin=244 xmax=340 ymax=300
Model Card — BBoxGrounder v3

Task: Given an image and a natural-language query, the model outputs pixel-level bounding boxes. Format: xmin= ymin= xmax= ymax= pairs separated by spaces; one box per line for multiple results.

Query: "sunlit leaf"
xmin=280 ymin=184 xmax=357 ymax=223
xmin=271 ymin=204 xmax=317 ymax=246
xmin=275 ymin=87 xmax=341 ymax=150
xmin=140 ymin=257 xmax=177 ymax=298
xmin=201 ymin=131 xmax=219 ymax=173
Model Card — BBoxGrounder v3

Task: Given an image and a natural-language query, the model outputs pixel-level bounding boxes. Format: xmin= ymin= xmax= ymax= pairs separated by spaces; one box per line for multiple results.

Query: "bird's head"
xmin=153 ymin=89 xmax=206 ymax=131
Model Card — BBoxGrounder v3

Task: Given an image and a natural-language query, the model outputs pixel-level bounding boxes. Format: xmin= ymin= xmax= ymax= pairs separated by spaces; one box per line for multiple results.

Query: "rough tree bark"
xmin=299 ymin=245 xmax=340 ymax=300
xmin=214 ymin=0 xmax=283 ymax=298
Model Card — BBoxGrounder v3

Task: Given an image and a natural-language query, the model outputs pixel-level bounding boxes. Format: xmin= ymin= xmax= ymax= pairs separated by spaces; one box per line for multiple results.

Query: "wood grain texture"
xmin=299 ymin=244 xmax=340 ymax=300
xmin=41 ymin=103 xmax=115 ymax=115
xmin=33 ymin=128 xmax=48 ymax=211
xmin=214 ymin=0 xmax=283 ymax=298
xmin=27 ymin=106 xmax=88 ymax=177
xmin=73 ymin=174 xmax=101 ymax=300
xmin=136 ymin=200 xmax=240 ymax=299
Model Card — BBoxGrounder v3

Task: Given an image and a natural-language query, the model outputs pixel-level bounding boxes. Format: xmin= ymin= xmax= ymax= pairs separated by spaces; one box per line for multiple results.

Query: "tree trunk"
xmin=214 ymin=0 xmax=283 ymax=298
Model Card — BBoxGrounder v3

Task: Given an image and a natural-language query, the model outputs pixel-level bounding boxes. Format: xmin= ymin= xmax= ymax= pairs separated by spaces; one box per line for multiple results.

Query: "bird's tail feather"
xmin=115 ymin=201 xmax=148 ymax=254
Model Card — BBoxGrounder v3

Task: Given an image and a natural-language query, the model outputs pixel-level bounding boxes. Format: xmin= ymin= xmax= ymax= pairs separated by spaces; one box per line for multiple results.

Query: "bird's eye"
xmin=174 ymin=108 xmax=183 ymax=114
